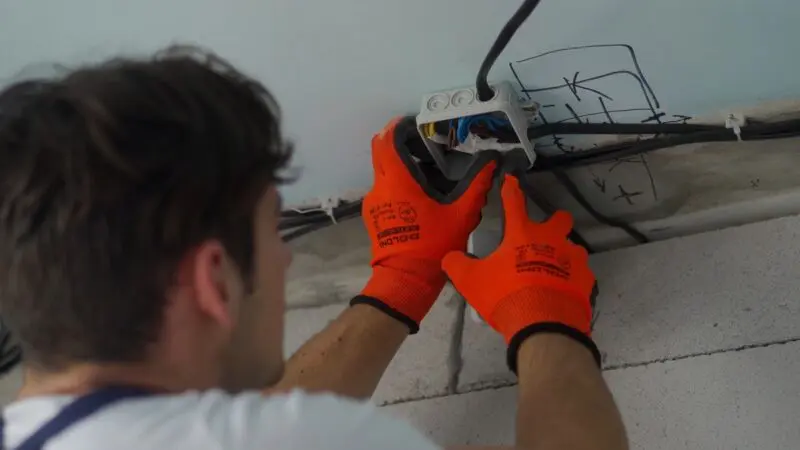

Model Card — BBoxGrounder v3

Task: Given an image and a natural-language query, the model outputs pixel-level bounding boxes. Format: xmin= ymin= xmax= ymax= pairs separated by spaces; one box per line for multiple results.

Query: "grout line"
xmin=381 ymin=381 xmax=515 ymax=407
xmin=381 ymin=336 xmax=800 ymax=407
xmin=603 ymin=336 xmax=800 ymax=372
xmin=445 ymin=297 xmax=467 ymax=395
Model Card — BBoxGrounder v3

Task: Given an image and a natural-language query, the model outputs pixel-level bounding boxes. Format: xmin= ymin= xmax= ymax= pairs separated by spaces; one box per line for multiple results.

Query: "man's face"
xmin=220 ymin=186 xmax=291 ymax=391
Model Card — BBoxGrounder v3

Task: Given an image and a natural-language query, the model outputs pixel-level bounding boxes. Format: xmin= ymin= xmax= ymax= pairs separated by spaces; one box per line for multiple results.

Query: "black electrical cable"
xmin=279 ymin=201 xmax=362 ymax=230
xmin=526 ymin=122 xmax=723 ymax=139
xmin=435 ymin=119 xmax=729 ymax=148
xmin=552 ymin=170 xmax=649 ymax=244
xmin=536 ymin=118 xmax=800 ymax=170
xmin=0 ymin=319 xmax=21 ymax=375
xmin=0 ymin=344 xmax=21 ymax=375
xmin=279 ymin=214 xmax=328 ymax=230
xmin=526 ymin=118 xmax=800 ymax=244
xmin=476 ymin=0 xmax=542 ymax=101
xmin=281 ymin=200 xmax=362 ymax=219
xmin=281 ymin=117 xmax=800 ymax=241
xmin=282 ymin=211 xmax=361 ymax=242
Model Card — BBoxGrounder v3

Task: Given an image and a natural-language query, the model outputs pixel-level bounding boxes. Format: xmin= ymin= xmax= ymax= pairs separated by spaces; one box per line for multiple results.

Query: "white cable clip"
xmin=319 ymin=197 xmax=341 ymax=224
xmin=291 ymin=197 xmax=341 ymax=224
xmin=725 ymin=113 xmax=746 ymax=141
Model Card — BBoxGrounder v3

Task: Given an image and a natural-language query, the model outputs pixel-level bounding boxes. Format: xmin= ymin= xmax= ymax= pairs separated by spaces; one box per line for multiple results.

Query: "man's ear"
xmin=185 ymin=240 xmax=238 ymax=329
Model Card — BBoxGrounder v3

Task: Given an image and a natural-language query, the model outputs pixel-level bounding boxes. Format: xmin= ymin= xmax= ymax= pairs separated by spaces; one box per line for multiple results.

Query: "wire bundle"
xmin=280 ymin=0 xmax=800 ymax=246
xmin=534 ymin=118 xmax=800 ymax=171
xmin=280 ymin=200 xmax=363 ymax=242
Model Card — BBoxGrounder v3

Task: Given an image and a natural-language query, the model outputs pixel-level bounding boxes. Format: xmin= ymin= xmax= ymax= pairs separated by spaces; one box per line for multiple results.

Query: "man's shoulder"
xmin=107 ymin=389 xmax=440 ymax=449
xmin=6 ymin=390 xmax=439 ymax=450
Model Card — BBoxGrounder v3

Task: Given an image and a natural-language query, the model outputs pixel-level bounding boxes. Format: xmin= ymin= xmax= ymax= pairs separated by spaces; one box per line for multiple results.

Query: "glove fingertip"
xmin=479 ymin=158 xmax=499 ymax=177
xmin=547 ymin=210 xmax=575 ymax=236
xmin=441 ymin=250 xmax=472 ymax=276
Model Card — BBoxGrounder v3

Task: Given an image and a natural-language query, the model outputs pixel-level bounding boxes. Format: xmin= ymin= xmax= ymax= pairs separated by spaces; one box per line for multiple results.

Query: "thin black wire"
xmin=537 ymin=121 xmax=800 ymax=244
xmin=0 ymin=346 xmax=21 ymax=375
xmin=552 ymin=170 xmax=649 ymax=244
xmin=536 ymin=119 xmax=800 ymax=170
xmin=476 ymin=0 xmax=542 ymax=101
xmin=281 ymin=200 xmax=361 ymax=219
xmin=279 ymin=201 xmax=362 ymax=230
xmin=527 ymin=122 xmax=723 ymax=139
xmin=281 ymin=118 xmax=800 ymax=242
xmin=282 ymin=211 xmax=361 ymax=242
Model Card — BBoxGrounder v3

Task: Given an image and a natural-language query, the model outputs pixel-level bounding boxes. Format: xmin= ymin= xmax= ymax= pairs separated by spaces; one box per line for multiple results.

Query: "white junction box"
xmin=416 ymin=81 xmax=536 ymax=173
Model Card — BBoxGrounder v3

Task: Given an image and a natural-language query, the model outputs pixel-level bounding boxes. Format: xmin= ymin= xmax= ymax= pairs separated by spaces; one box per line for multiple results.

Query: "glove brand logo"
xmin=516 ymin=246 xmax=528 ymax=263
xmin=515 ymin=260 xmax=570 ymax=280
xmin=513 ymin=243 xmax=570 ymax=279
xmin=377 ymin=225 xmax=420 ymax=239
xmin=359 ymin=117 xmax=497 ymax=328
xmin=370 ymin=202 xmax=399 ymax=233
xmin=377 ymin=225 xmax=421 ymax=248
xmin=515 ymin=243 xmax=556 ymax=262
xmin=397 ymin=202 xmax=418 ymax=224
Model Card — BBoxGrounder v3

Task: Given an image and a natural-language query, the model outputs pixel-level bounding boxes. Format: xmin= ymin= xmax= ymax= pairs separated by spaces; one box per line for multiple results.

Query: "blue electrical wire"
xmin=456 ymin=114 xmax=511 ymax=143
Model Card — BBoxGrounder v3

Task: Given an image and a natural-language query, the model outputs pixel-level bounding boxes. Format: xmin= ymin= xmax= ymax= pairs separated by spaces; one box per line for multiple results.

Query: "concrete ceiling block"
xmin=457 ymin=312 xmax=513 ymax=392
xmin=286 ymin=219 xmax=372 ymax=309
xmin=591 ymin=213 xmax=800 ymax=368
xmin=607 ymin=341 xmax=800 ymax=450
xmin=385 ymin=341 xmax=800 ymax=449
xmin=457 ymin=214 xmax=800 ymax=391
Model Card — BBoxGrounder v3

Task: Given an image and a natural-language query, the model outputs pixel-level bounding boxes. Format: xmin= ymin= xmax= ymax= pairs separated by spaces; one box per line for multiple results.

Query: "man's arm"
xmin=442 ymin=175 xmax=628 ymax=450
xmin=267 ymin=304 xmax=407 ymax=399
xmin=515 ymin=334 xmax=627 ymax=450
xmin=268 ymin=117 xmax=497 ymax=400
xmin=445 ymin=334 xmax=625 ymax=450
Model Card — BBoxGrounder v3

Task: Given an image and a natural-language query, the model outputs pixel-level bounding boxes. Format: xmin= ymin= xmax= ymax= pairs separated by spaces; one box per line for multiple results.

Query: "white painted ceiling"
xmin=2 ymin=0 xmax=800 ymax=230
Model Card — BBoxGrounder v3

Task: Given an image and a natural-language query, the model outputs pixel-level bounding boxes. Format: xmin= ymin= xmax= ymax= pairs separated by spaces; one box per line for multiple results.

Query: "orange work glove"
xmin=442 ymin=175 xmax=600 ymax=372
xmin=351 ymin=117 xmax=498 ymax=333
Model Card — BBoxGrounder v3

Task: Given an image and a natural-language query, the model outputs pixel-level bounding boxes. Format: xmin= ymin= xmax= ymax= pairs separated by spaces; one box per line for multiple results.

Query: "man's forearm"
xmin=267 ymin=304 xmax=408 ymax=399
xmin=516 ymin=334 xmax=627 ymax=450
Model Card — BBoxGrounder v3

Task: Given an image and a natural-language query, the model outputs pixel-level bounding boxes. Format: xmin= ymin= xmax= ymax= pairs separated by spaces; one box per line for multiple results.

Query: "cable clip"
xmin=291 ymin=197 xmax=341 ymax=224
xmin=725 ymin=113 xmax=746 ymax=141
xmin=320 ymin=197 xmax=340 ymax=224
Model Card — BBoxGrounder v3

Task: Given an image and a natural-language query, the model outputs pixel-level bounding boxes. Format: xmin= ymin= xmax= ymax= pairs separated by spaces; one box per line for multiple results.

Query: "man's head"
xmin=0 ymin=46 xmax=293 ymax=391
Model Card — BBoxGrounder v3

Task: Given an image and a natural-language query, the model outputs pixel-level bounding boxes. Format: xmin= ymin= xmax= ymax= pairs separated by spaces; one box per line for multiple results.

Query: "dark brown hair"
xmin=0 ymin=46 xmax=292 ymax=369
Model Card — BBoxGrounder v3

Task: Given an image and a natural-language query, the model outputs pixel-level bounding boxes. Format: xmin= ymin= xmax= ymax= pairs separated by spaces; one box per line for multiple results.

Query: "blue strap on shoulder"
xmin=0 ymin=385 xmax=152 ymax=450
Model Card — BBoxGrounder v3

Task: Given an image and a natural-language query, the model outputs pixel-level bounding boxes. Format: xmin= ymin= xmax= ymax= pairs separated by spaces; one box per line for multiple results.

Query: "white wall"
xmin=2 ymin=0 xmax=800 ymax=204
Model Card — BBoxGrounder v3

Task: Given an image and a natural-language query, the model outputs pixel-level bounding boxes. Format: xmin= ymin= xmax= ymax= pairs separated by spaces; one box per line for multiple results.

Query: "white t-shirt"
xmin=2 ymin=390 xmax=440 ymax=449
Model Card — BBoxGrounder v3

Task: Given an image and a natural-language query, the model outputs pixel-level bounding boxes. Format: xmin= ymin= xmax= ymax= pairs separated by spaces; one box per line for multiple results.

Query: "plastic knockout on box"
xmin=416 ymin=81 xmax=536 ymax=175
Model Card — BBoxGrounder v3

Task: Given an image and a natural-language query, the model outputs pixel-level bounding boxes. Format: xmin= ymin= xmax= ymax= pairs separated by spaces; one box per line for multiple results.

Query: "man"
xmin=0 ymin=47 xmax=627 ymax=449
